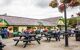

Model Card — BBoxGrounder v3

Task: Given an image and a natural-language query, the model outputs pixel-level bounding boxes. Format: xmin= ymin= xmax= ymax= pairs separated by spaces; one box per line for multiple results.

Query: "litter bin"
xmin=74 ymin=30 xmax=80 ymax=41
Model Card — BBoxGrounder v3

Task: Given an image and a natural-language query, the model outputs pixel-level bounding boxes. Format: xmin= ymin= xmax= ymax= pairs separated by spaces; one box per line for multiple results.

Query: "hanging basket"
xmin=49 ymin=0 xmax=58 ymax=8
xmin=68 ymin=0 xmax=80 ymax=7
xmin=77 ymin=12 xmax=80 ymax=16
xmin=60 ymin=0 xmax=72 ymax=3
xmin=77 ymin=0 xmax=80 ymax=5
xmin=60 ymin=0 xmax=80 ymax=7
xmin=77 ymin=0 xmax=80 ymax=4
xmin=58 ymin=3 xmax=66 ymax=12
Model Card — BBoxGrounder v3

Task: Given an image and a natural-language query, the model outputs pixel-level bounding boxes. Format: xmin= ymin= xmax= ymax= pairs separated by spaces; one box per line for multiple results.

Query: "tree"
xmin=68 ymin=17 xmax=77 ymax=28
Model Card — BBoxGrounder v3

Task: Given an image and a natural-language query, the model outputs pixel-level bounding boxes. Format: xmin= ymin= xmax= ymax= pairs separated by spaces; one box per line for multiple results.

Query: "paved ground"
xmin=2 ymin=37 xmax=80 ymax=50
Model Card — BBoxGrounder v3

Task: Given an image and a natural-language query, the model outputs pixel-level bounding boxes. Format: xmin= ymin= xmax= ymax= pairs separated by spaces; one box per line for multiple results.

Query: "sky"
xmin=0 ymin=0 xmax=80 ymax=19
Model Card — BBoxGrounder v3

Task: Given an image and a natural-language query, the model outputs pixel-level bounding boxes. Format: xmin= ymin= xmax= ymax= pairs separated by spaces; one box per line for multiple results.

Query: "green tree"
xmin=68 ymin=17 xmax=77 ymax=28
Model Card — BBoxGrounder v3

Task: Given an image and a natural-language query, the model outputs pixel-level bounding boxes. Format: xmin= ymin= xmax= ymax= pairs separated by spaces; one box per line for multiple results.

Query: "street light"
xmin=49 ymin=0 xmax=71 ymax=47
xmin=64 ymin=0 xmax=69 ymax=47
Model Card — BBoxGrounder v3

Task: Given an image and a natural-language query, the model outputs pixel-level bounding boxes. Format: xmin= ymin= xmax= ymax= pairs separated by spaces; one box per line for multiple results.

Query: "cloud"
xmin=32 ymin=0 xmax=51 ymax=8
xmin=0 ymin=0 xmax=12 ymax=6
xmin=0 ymin=0 xmax=79 ymax=19
xmin=6 ymin=0 xmax=61 ymax=19
xmin=62 ymin=6 xmax=80 ymax=18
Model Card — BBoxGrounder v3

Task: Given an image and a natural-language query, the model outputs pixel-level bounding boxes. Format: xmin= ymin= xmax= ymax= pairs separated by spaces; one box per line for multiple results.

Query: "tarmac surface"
xmin=2 ymin=37 xmax=80 ymax=50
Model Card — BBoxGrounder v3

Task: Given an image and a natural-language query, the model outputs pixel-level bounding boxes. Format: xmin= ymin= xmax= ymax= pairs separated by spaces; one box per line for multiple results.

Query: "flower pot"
xmin=68 ymin=0 xmax=80 ymax=7
xmin=58 ymin=3 xmax=65 ymax=12
xmin=60 ymin=0 xmax=71 ymax=3
xmin=49 ymin=0 xmax=58 ymax=8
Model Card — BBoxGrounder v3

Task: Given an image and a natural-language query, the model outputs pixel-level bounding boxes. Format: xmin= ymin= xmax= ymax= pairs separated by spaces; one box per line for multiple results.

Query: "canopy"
xmin=57 ymin=19 xmax=64 ymax=25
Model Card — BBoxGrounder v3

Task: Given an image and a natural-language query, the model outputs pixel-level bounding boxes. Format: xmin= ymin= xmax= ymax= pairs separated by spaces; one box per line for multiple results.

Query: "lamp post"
xmin=64 ymin=0 xmax=69 ymax=47
xmin=49 ymin=0 xmax=72 ymax=47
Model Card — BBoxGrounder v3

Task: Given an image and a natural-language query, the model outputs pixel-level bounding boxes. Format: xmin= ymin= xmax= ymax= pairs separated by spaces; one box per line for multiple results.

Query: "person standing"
xmin=1 ymin=28 xmax=8 ymax=38
xmin=71 ymin=28 xmax=75 ymax=37
xmin=1 ymin=29 xmax=4 ymax=38
xmin=55 ymin=29 xmax=61 ymax=41
xmin=4 ymin=28 xmax=8 ymax=38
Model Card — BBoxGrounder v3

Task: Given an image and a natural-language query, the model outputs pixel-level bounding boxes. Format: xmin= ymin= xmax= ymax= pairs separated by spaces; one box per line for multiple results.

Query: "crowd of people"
xmin=0 ymin=27 xmax=78 ymax=39
xmin=19 ymin=27 xmax=61 ymax=41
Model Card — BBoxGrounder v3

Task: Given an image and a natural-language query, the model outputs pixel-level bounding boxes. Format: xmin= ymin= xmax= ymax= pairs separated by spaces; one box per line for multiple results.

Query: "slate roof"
xmin=41 ymin=17 xmax=61 ymax=25
xmin=0 ymin=15 xmax=61 ymax=26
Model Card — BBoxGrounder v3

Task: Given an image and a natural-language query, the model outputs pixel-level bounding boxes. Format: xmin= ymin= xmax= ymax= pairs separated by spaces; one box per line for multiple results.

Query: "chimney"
xmin=4 ymin=13 xmax=7 ymax=17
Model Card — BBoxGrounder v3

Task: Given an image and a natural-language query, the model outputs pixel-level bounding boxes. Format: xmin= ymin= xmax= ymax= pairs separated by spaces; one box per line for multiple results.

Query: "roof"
xmin=0 ymin=15 xmax=60 ymax=26
xmin=41 ymin=17 xmax=61 ymax=25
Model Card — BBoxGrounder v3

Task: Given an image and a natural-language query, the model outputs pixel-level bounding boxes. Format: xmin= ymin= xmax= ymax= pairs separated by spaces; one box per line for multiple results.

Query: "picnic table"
xmin=43 ymin=31 xmax=60 ymax=42
xmin=13 ymin=34 xmax=41 ymax=48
